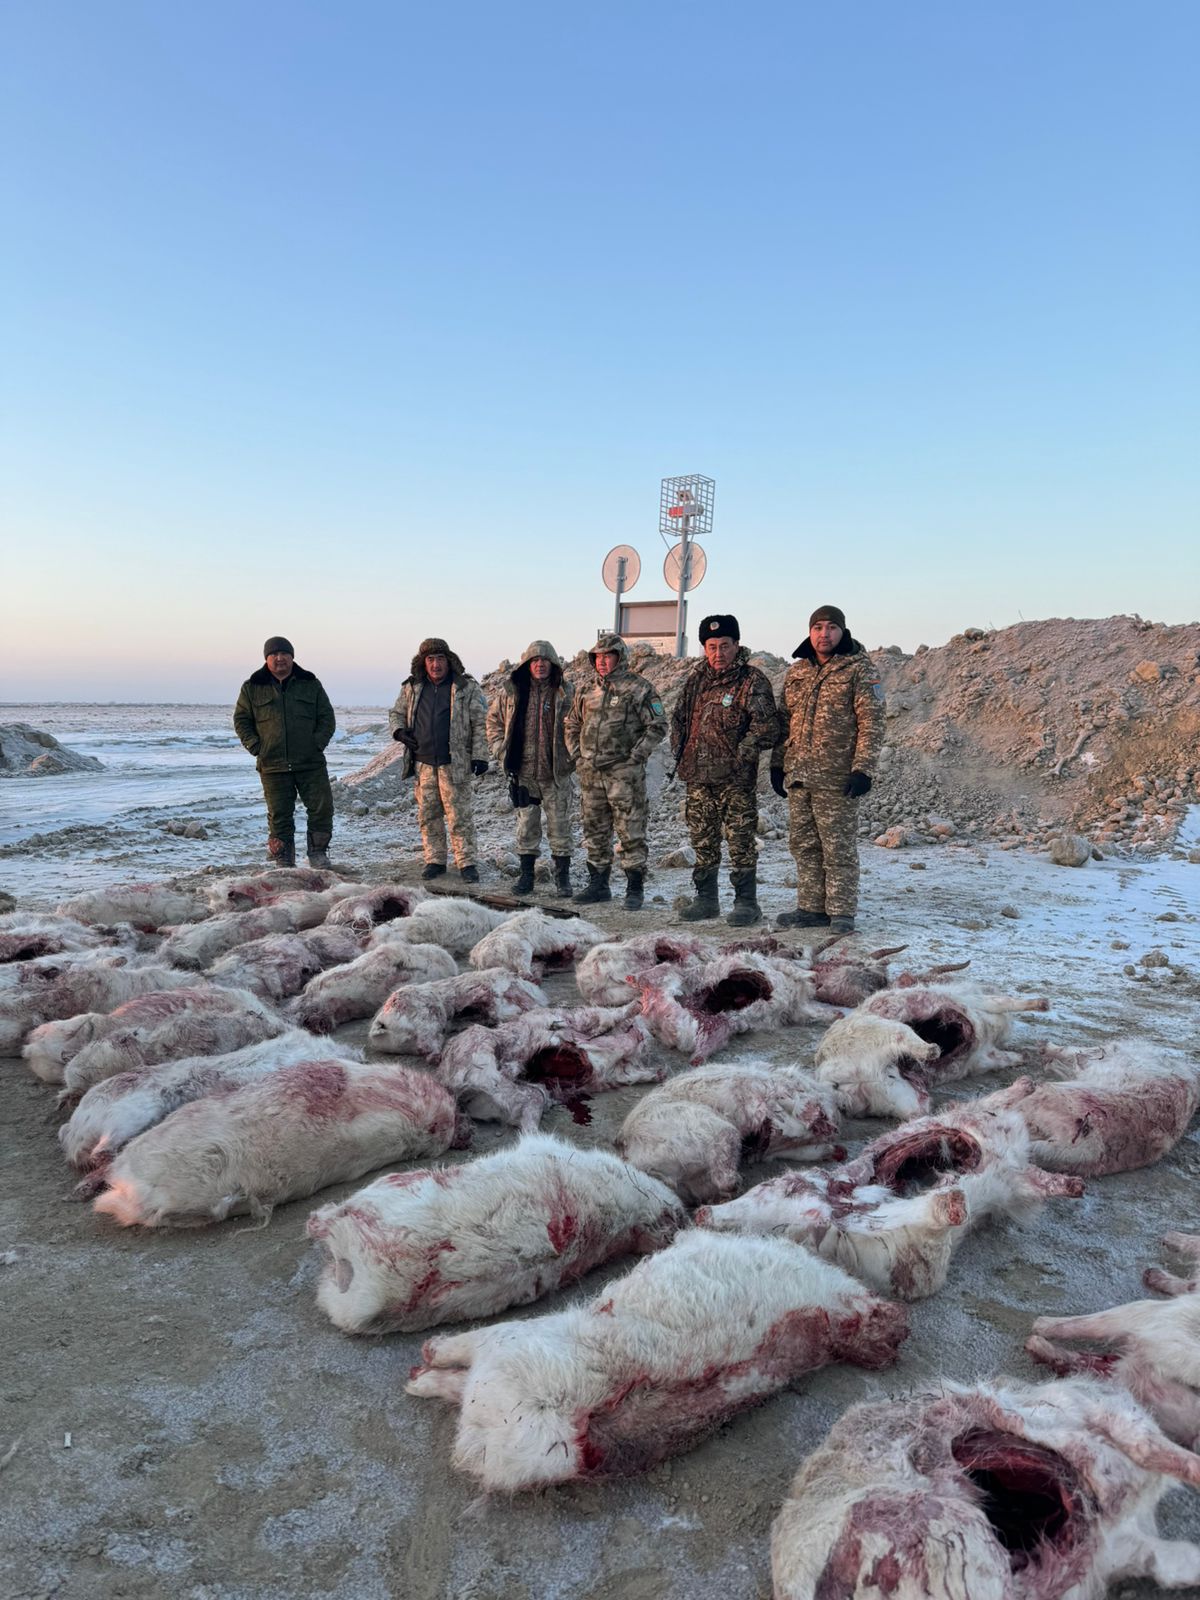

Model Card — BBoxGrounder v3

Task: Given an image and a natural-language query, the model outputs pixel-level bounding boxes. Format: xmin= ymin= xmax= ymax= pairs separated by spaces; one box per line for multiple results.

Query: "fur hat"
xmin=808 ymin=606 xmax=846 ymax=631
xmin=417 ymin=637 xmax=451 ymax=660
xmin=699 ymin=614 xmax=740 ymax=642
xmin=263 ymin=636 xmax=294 ymax=657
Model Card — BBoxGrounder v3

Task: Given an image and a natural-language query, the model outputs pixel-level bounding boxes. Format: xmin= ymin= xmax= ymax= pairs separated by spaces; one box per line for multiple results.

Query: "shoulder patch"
xmin=872 ymin=682 xmax=886 ymax=701
xmin=650 ymin=699 xmax=665 ymax=715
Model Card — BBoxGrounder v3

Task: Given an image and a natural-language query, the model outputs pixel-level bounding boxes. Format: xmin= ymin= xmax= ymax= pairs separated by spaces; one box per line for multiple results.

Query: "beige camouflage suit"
xmin=773 ymin=641 xmax=885 ymax=917
xmin=564 ymin=634 xmax=667 ymax=871
xmin=485 ymin=640 xmax=575 ymax=857
xmin=388 ymin=643 xmax=489 ymax=869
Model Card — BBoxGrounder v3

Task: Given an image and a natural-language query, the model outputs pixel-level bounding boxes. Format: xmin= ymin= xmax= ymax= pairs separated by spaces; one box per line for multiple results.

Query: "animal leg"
xmin=1031 ymin=1305 xmax=1147 ymax=1344
xmin=1134 ymin=1535 xmax=1200 ymax=1589
xmin=1025 ymin=1334 xmax=1117 ymax=1379
xmin=1145 ymin=1267 xmax=1199 ymax=1298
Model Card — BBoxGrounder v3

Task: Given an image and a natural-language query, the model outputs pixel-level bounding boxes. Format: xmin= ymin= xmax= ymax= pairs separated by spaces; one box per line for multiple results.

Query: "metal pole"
xmin=674 ymin=520 xmax=691 ymax=658
xmin=613 ymin=556 xmax=626 ymax=636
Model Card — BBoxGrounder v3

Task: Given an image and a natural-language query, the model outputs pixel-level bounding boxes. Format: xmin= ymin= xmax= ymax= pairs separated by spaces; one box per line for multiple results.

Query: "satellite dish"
xmin=664 ymin=540 xmax=707 ymax=594
xmin=602 ymin=544 xmax=641 ymax=595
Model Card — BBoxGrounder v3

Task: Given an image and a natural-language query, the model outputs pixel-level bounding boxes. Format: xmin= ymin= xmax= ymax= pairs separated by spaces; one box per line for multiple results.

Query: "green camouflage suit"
xmin=388 ymin=645 xmax=489 ymax=868
xmin=564 ymin=635 xmax=667 ymax=871
xmin=486 ymin=640 xmax=576 ymax=857
xmin=773 ymin=638 xmax=885 ymax=917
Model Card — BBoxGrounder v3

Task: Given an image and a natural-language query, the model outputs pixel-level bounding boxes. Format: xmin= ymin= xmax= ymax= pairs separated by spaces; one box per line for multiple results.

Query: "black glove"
xmin=471 ymin=760 xmax=489 ymax=777
xmin=392 ymin=728 xmax=417 ymax=750
xmin=844 ymin=770 xmax=872 ymax=798
xmin=770 ymin=767 xmax=787 ymax=798
xmin=507 ymin=778 xmax=533 ymax=808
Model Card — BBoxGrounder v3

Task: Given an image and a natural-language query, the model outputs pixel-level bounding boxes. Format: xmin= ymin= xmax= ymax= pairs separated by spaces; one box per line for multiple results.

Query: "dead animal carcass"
xmin=637 ymin=950 xmax=838 ymax=1066
xmin=291 ymin=942 xmax=457 ymax=1033
xmin=574 ymin=931 xmax=713 ymax=1007
xmin=367 ymin=969 xmax=546 ymax=1059
xmin=467 ymin=908 xmax=606 ymax=981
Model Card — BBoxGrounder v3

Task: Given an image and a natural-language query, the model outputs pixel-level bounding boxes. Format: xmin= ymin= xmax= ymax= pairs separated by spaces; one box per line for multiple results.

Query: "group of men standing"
xmin=232 ymin=605 xmax=885 ymax=931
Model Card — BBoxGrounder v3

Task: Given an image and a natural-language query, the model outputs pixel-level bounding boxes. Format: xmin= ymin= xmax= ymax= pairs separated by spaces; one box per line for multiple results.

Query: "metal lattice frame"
xmin=659 ymin=474 xmax=715 ymax=540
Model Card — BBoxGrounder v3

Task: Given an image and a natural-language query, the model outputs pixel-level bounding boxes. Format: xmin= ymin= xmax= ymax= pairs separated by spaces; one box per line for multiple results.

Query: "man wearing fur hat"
xmin=233 ymin=636 xmax=337 ymax=868
xmin=564 ymin=633 xmax=667 ymax=910
xmin=486 ymin=641 xmax=576 ymax=897
xmin=771 ymin=605 xmax=885 ymax=933
xmin=671 ymin=614 xmax=780 ymax=926
xmin=389 ymin=638 xmax=489 ymax=882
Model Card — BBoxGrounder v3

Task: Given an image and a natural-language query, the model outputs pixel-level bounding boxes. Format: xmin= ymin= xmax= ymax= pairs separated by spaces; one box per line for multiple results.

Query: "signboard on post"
xmin=617 ymin=599 xmax=681 ymax=653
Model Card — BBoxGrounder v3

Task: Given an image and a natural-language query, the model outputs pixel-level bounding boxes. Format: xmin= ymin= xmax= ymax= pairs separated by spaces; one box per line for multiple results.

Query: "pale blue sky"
xmin=3 ymin=0 xmax=1197 ymax=702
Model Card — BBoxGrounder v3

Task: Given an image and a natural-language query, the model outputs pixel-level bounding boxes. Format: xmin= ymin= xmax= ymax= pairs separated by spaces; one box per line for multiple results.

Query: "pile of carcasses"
xmin=5 ymin=870 xmax=1200 ymax=1599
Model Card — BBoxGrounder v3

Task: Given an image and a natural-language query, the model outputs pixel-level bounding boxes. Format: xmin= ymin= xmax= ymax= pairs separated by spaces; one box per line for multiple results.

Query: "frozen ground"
xmin=3 ymin=746 xmax=1200 ymax=1597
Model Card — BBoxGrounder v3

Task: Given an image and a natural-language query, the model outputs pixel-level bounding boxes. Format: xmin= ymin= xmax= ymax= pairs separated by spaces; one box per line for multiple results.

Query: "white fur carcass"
xmin=813 ymin=1012 xmax=943 ymax=1119
xmin=203 ymin=867 xmax=343 ymax=912
xmin=0 ymin=914 xmax=108 ymax=964
xmin=467 ymin=908 xmax=606 ymax=981
xmin=860 ymin=979 xmax=1048 ymax=1074
xmin=308 ymin=1132 xmax=685 ymax=1334
xmin=60 ymin=1028 xmax=365 ymax=1174
xmin=407 ymin=1229 xmax=908 ymax=1491
xmin=158 ymin=891 xmax=337 ymax=970
xmin=616 ymin=1061 xmax=842 ymax=1204
xmin=324 ymin=884 xmax=428 ymax=932
xmin=436 ymin=1003 xmax=659 ymax=1132
xmin=57 ymin=882 xmax=208 ymax=930
xmin=574 ymin=932 xmax=713 ymax=1007
xmin=1 ymin=956 xmax=194 ymax=1059
xmin=771 ymin=1375 xmax=1200 ymax=1599
xmin=207 ymin=927 xmax=363 ymax=1002
xmin=367 ymin=969 xmax=546 ymax=1059
xmin=388 ymin=896 xmax=510 ymax=955
xmin=291 ymin=942 xmax=457 ymax=1033
xmin=637 ymin=949 xmax=838 ymax=1065
xmin=698 ymin=1092 xmax=1081 ymax=1299
xmin=93 ymin=1058 xmax=469 ymax=1227
xmin=1014 ymin=1040 xmax=1200 ymax=1176
xmin=1027 ymin=1234 xmax=1200 ymax=1450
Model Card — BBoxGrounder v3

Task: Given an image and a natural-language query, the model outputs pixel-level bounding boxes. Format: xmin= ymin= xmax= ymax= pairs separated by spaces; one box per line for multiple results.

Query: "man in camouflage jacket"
xmin=564 ymin=633 xmax=668 ymax=910
xmin=671 ymin=613 xmax=779 ymax=926
xmin=770 ymin=604 xmax=885 ymax=932
xmin=486 ymin=640 xmax=576 ymax=898
xmin=233 ymin=635 xmax=336 ymax=868
xmin=389 ymin=637 xmax=489 ymax=882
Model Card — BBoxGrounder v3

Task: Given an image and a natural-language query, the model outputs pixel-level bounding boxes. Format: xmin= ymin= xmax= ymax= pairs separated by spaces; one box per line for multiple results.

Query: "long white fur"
xmin=158 ymin=891 xmax=336 ymax=970
xmin=3 ymin=957 xmax=195 ymax=1060
xmin=637 ymin=949 xmax=840 ymax=1065
xmin=0 ymin=914 xmax=109 ymax=963
xmin=574 ymin=931 xmax=714 ymax=1007
xmin=367 ymin=968 xmax=547 ymax=1059
xmin=203 ymin=867 xmax=345 ymax=913
xmin=813 ymin=1011 xmax=943 ymax=1118
xmin=207 ymin=926 xmax=363 ymax=1002
xmin=290 ymin=941 xmax=457 ymax=1032
xmin=388 ymin=897 xmax=511 ymax=955
xmin=467 ymin=908 xmax=607 ymax=980
xmin=57 ymin=883 xmax=208 ymax=929
xmin=324 ymin=884 xmax=428 ymax=932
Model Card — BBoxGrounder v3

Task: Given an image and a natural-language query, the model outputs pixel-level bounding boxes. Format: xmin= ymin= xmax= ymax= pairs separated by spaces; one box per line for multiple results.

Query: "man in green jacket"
xmin=233 ymin=636 xmax=337 ymax=868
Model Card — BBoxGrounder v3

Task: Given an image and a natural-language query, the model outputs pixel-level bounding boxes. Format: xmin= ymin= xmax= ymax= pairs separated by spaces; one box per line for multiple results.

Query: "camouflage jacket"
xmin=670 ymin=650 xmax=779 ymax=787
xmin=485 ymin=640 xmax=576 ymax=781
xmin=772 ymin=639 xmax=885 ymax=791
xmin=564 ymin=634 xmax=668 ymax=773
xmin=388 ymin=652 xmax=488 ymax=782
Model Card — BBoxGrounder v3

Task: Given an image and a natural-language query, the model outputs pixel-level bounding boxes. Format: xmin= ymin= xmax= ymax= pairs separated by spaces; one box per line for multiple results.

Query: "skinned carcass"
xmin=158 ymin=891 xmax=339 ymax=970
xmin=436 ymin=1002 xmax=659 ymax=1132
xmin=291 ymin=942 xmax=457 ymax=1033
xmin=1027 ymin=1234 xmax=1200 ymax=1450
xmin=388 ymin=896 xmax=510 ymax=955
xmin=0 ymin=956 xmax=194 ymax=1058
xmin=309 ymin=1132 xmax=686 ymax=1334
xmin=368 ymin=969 xmax=547 ymax=1059
xmin=60 ymin=1028 xmax=365 ymax=1174
xmin=771 ymin=1375 xmax=1200 ymax=1599
xmin=57 ymin=882 xmax=208 ymax=930
xmin=860 ymin=979 xmax=1048 ymax=1075
xmin=407 ymin=1229 xmax=908 ymax=1491
xmin=203 ymin=867 xmax=344 ymax=912
xmin=46 ymin=986 xmax=287 ymax=1099
xmin=697 ymin=1095 xmax=1081 ymax=1299
xmin=813 ymin=1012 xmax=944 ymax=1119
xmin=324 ymin=884 xmax=428 ymax=932
xmin=637 ymin=950 xmax=840 ymax=1066
xmin=0 ymin=914 xmax=109 ymax=964
xmin=207 ymin=927 xmax=363 ymax=1003
xmin=615 ymin=1060 xmax=842 ymax=1204
xmin=574 ymin=932 xmax=714 ymax=1007
xmin=93 ymin=1058 xmax=469 ymax=1227
xmin=1014 ymin=1040 xmax=1200 ymax=1176
xmin=467 ymin=908 xmax=607 ymax=981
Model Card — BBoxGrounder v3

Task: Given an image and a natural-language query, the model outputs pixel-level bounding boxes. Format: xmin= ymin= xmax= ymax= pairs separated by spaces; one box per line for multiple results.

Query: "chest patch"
xmin=651 ymin=700 xmax=665 ymax=715
xmin=721 ymin=694 xmax=734 ymax=707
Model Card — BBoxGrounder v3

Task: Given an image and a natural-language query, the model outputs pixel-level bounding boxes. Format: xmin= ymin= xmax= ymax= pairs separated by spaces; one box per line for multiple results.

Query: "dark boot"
xmin=552 ymin=855 xmax=572 ymax=898
xmin=827 ymin=914 xmax=855 ymax=934
xmin=460 ymin=864 xmax=480 ymax=884
xmin=306 ymin=830 xmax=332 ymax=870
xmin=777 ymin=902 xmax=829 ymax=929
xmin=514 ymin=854 xmax=537 ymax=895
xmin=268 ymin=838 xmax=296 ymax=868
xmin=679 ymin=867 xmax=720 ymax=922
xmin=421 ymin=862 xmax=447 ymax=880
xmin=726 ymin=868 xmax=762 ymax=927
xmin=624 ymin=868 xmax=645 ymax=912
xmin=573 ymin=863 xmax=612 ymax=904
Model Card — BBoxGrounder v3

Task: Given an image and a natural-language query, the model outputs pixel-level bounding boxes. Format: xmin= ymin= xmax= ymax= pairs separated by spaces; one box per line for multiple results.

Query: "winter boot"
xmin=460 ymin=864 xmax=480 ymax=884
xmin=514 ymin=854 xmax=537 ymax=895
xmin=552 ymin=855 xmax=573 ymax=898
xmin=725 ymin=868 xmax=762 ymax=927
xmin=827 ymin=914 xmax=856 ymax=934
xmin=678 ymin=867 xmax=720 ymax=922
xmin=624 ymin=868 xmax=645 ymax=912
xmin=268 ymin=838 xmax=296 ymax=867
xmin=306 ymin=830 xmax=332 ymax=870
xmin=777 ymin=902 xmax=829 ymax=929
xmin=573 ymin=863 xmax=612 ymax=904
xmin=421 ymin=862 xmax=447 ymax=880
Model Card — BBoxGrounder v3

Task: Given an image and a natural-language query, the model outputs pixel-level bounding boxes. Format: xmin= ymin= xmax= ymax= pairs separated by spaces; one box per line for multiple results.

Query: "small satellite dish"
xmin=602 ymin=545 xmax=641 ymax=595
xmin=664 ymin=540 xmax=707 ymax=594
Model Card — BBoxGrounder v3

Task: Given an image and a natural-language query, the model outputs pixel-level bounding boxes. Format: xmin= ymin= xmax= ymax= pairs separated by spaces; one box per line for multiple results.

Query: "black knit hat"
xmin=699 ymin=613 xmax=740 ymax=642
xmin=263 ymin=636 xmax=295 ymax=657
xmin=808 ymin=606 xmax=846 ymax=631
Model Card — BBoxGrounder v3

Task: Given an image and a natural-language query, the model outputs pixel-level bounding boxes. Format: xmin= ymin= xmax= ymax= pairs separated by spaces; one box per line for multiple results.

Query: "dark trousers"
xmin=259 ymin=764 xmax=334 ymax=846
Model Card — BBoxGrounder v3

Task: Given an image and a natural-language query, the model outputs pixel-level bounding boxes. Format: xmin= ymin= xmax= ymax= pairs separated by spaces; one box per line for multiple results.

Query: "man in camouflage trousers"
xmin=771 ymin=604 xmax=885 ymax=933
xmin=486 ymin=640 xmax=576 ymax=897
xmin=564 ymin=633 xmax=667 ymax=910
xmin=671 ymin=613 xmax=779 ymax=926
xmin=389 ymin=637 xmax=489 ymax=883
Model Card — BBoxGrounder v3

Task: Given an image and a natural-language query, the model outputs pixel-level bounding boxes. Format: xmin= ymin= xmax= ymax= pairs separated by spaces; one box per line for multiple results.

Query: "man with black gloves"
xmin=233 ymin=636 xmax=336 ymax=868
xmin=486 ymin=641 xmax=576 ymax=897
xmin=671 ymin=614 xmax=779 ymax=926
xmin=770 ymin=605 xmax=885 ymax=933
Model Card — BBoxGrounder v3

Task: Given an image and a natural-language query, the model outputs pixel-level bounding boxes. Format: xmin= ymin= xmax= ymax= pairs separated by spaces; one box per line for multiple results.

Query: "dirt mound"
xmin=0 ymin=723 xmax=104 ymax=777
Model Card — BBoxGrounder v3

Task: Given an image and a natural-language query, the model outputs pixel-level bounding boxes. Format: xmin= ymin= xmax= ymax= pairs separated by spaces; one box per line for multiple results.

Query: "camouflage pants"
xmin=787 ymin=786 xmax=860 ymax=916
xmin=578 ymin=762 xmax=648 ymax=871
xmin=415 ymin=763 xmax=478 ymax=868
xmin=259 ymin=764 xmax=333 ymax=848
xmin=684 ymin=782 xmax=758 ymax=872
xmin=514 ymin=776 xmax=573 ymax=857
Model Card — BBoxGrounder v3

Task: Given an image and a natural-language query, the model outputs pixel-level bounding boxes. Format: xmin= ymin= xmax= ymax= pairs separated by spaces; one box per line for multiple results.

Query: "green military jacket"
xmin=670 ymin=649 xmax=779 ymax=787
xmin=564 ymin=634 xmax=668 ymax=773
xmin=772 ymin=640 xmax=885 ymax=791
xmin=233 ymin=664 xmax=336 ymax=773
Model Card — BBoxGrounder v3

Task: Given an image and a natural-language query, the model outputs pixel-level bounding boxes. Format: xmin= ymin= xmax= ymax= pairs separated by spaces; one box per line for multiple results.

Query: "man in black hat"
xmin=233 ymin=637 xmax=337 ymax=867
xmin=670 ymin=613 xmax=779 ymax=925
